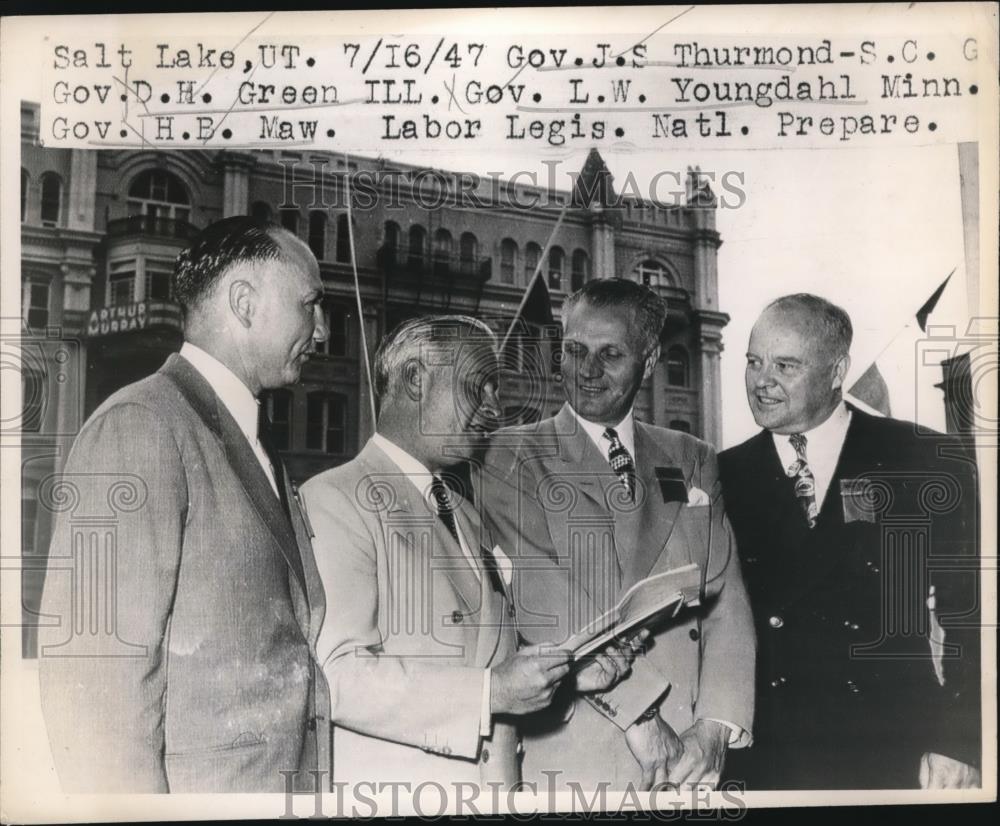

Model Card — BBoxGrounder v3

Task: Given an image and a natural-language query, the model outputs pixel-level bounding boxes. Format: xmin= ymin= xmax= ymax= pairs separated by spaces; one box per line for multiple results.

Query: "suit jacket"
xmin=720 ymin=406 xmax=981 ymax=789
xmin=482 ymin=404 xmax=755 ymax=790
xmin=38 ymin=353 xmax=330 ymax=793
xmin=300 ymin=439 xmax=520 ymax=791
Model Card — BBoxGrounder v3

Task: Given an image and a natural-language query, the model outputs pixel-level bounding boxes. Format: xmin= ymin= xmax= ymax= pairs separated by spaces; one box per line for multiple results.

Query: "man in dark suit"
xmin=483 ymin=279 xmax=755 ymax=791
xmin=39 ymin=217 xmax=331 ymax=792
xmin=720 ymin=293 xmax=981 ymax=790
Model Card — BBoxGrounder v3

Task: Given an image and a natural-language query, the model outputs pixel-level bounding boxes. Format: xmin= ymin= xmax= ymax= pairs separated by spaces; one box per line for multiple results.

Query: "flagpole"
xmin=344 ymin=154 xmax=378 ymax=425
xmin=499 ymin=200 xmax=569 ymax=356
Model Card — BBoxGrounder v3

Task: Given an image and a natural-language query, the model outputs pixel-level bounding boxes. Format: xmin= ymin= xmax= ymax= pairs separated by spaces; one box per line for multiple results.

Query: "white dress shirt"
xmin=772 ymin=401 xmax=852 ymax=510
xmin=178 ymin=342 xmax=280 ymax=497
xmin=568 ymin=406 xmax=746 ymax=746
xmin=370 ymin=433 xmax=493 ymax=738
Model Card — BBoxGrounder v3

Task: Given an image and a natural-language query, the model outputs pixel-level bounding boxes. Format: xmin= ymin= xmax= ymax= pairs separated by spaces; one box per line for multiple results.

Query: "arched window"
xmin=306 ymin=392 xmax=347 ymax=454
xmin=460 ymin=232 xmax=478 ymax=261
xmin=127 ymin=169 xmax=189 ymax=222
xmin=548 ymin=246 xmax=565 ymax=291
xmin=500 ymin=238 xmax=518 ymax=285
xmin=408 ymin=225 xmax=426 ymax=268
xmin=666 ymin=346 xmax=689 ymax=387
xmin=308 ymin=211 xmax=326 ymax=260
xmin=634 ymin=258 xmax=671 ymax=288
xmin=251 ymin=201 xmax=272 ymax=223
xmin=22 ymin=279 xmax=49 ymax=329
xmin=280 ymin=207 xmax=299 ymax=235
xmin=433 ymin=228 xmax=453 ymax=271
xmin=571 ymin=249 xmax=590 ymax=292
xmin=336 ymin=214 xmax=352 ymax=263
xmin=524 ymin=242 xmax=541 ymax=283
xmin=262 ymin=389 xmax=293 ymax=451
xmin=40 ymin=172 xmax=62 ymax=227
xmin=384 ymin=221 xmax=401 ymax=251
xmin=21 ymin=169 xmax=29 ymax=222
xmin=317 ymin=302 xmax=353 ymax=357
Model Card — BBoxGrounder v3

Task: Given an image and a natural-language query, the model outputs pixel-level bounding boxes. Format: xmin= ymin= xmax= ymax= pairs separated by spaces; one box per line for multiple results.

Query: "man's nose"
xmin=754 ymin=363 xmax=776 ymax=387
xmin=476 ymin=388 xmax=502 ymax=428
xmin=579 ymin=353 xmax=602 ymax=379
xmin=312 ymin=305 xmax=330 ymax=343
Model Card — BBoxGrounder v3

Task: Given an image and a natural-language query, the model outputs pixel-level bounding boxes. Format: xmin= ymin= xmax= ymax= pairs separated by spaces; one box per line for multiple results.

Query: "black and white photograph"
xmin=0 ymin=4 xmax=996 ymax=821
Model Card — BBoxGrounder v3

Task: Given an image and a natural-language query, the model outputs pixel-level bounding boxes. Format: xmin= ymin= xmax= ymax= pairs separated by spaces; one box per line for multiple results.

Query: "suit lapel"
xmin=454 ymin=497 xmax=506 ymax=667
xmin=359 ymin=442 xmax=482 ymax=616
xmin=160 ymin=354 xmax=307 ymax=597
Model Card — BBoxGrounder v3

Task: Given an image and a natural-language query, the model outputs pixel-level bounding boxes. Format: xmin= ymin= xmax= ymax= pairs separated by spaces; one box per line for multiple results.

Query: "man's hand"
xmin=667 ymin=719 xmax=729 ymax=789
xmin=919 ymin=752 xmax=981 ymax=789
xmin=491 ymin=645 xmax=572 ymax=715
xmin=575 ymin=630 xmax=650 ymax=693
xmin=625 ymin=714 xmax=684 ymax=790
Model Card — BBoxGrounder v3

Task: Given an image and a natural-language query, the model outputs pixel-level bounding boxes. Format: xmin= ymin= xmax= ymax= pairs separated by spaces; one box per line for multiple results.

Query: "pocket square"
xmin=840 ymin=478 xmax=878 ymax=523
xmin=489 ymin=544 xmax=514 ymax=587
xmin=686 ymin=486 xmax=711 ymax=507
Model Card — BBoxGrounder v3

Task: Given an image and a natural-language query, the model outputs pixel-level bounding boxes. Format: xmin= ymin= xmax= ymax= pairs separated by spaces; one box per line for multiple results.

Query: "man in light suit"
xmin=482 ymin=279 xmax=756 ymax=791
xmin=720 ymin=293 xmax=981 ymax=789
xmin=301 ymin=316 xmax=630 ymax=794
xmin=39 ymin=217 xmax=331 ymax=792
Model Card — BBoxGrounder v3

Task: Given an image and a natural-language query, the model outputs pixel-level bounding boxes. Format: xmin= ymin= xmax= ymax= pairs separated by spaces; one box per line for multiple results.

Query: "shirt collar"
xmin=371 ymin=432 xmax=443 ymax=511
xmin=772 ymin=401 xmax=852 ymax=469
xmin=179 ymin=342 xmax=260 ymax=442
xmin=570 ymin=405 xmax=637 ymax=459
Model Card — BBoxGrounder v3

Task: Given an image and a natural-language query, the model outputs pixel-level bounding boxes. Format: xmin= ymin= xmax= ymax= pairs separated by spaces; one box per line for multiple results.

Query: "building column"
xmin=696 ymin=310 xmax=729 ymax=449
xmin=589 ymin=208 xmax=617 ymax=279
xmin=219 ymin=152 xmax=255 ymax=218
xmin=67 ymin=150 xmax=97 ymax=230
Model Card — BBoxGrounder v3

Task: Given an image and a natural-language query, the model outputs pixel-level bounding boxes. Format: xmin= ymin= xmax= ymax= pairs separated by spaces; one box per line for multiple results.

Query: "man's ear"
xmin=643 ymin=343 xmax=661 ymax=381
xmin=401 ymin=358 xmax=423 ymax=402
xmin=832 ymin=354 xmax=851 ymax=391
xmin=229 ymin=280 xmax=255 ymax=329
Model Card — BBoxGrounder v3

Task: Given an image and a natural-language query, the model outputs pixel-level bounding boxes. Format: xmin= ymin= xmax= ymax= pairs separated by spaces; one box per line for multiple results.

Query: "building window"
xmin=308 ymin=211 xmax=326 ymax=260
xmin=317 ymin=303 xmax=352 ymax=357
xmin=524 ymin=242 xmax=541 ymax=283
xmin=280 ymin=208 xmax=299 ymax=235
xmin=22 ymin=281 xmax=49 ymax=330
xmin=127 ymin=169 xmax=190 ymax=223
xmin=251 ymin=201 xmax=272 ymax=222
xmin=548 ymin=246 xmax=565 ymax=291
xmin=263 ymin=389 xmax=293 ymax=451
xmin=433 ymin=228 xmax=453 ymax=273
xmin=571 ymin=249 xmax=590 ymax=292
xmin=459 ymin=232 xmax=478 ymax=273
xmin=669 ymin=419 xmax=691 ymax=434
xmin=408 ymin=225 xmax=426 ymax=268
xmin=384 ymin=221 xmax=401 ymax=251
xmin=40 ymin=173 xmax=62 ymax=227
xmin=144 ymin=260 xmax=174 ymax=302
xmin=500 ymin=238 xmax=518 ymax=285
xmin=306 ymin=392 xmax=347 ymax=454
xmin=336 ymin=214 xmax=352 ymax=263
xmin=108 ymin=261 xmax=136 ymax=306
xmin=634 ymin=259 xmax=671 ymax=288
xmin=21 ymin=169 xmax=29 ymax=222
xmin=666 ymin=346 xmax=689 ymax=387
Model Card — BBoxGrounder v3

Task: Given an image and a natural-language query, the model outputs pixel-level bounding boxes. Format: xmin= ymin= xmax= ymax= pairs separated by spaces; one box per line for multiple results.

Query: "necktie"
xmin=258 ymin=406 xmax=292 ymax=522
xmin=604 ymin=427 xmax=637 ymax=502
xmin=787 ymin=433 xmax=819 ymax=528
xmin=430 ymin=474 xmax=504 ymax=595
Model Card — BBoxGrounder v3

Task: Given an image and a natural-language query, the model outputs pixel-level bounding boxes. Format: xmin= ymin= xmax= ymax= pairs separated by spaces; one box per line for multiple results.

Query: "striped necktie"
xmin=430 ymin=474 xmax=504 ymax=595
xmin=603 ymin=427 xmax=637 ymax=502
xmin=787 ymin=433 xmax=819 ymax=528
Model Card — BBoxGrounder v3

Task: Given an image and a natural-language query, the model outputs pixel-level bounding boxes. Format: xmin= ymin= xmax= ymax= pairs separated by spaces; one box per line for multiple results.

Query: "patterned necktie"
xmin=430 ymin=475 xmax=504 ymax=595
xmin=787 ymin=433 xmax=819 ymax=528
xmin=603 ymin=427 xmax=637 ymax=502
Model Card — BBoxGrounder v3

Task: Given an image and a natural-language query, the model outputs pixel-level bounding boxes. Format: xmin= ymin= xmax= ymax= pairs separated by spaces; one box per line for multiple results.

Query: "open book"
xmin=564 ymin=563 xmax=703 ymax=658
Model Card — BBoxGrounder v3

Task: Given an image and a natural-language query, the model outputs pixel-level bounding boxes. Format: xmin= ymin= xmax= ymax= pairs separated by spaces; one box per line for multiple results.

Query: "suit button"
xmin=307 ymin=716 xmax=316 ymax=731
xmin=481 ymin=748 xmax=490 ymax=763
xmin=516 ymin=741 xmax=524 ymax=756
xmin=688 ymin=628 xmax=700 ymax=641
xmin=508 ymin=604 xmax=516 ymax=618
xmin=768 ymin=615 xmax=784 ymax=629
xmin=451 ymin=610 xmax=463 ymax=624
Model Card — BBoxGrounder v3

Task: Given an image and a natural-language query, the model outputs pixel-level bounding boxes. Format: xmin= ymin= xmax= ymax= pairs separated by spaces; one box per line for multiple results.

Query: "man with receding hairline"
xmin=720 ymin=293 xmax=981 ymax=789
xmin=39 ymin=217 xmax=332 ymax=792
